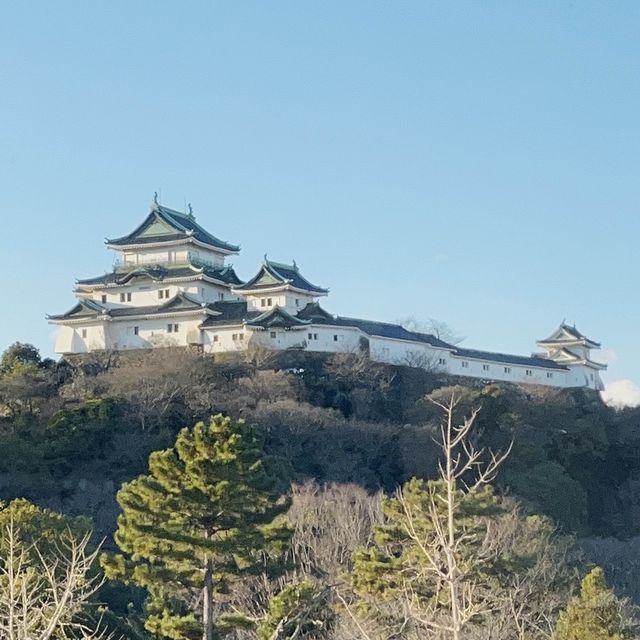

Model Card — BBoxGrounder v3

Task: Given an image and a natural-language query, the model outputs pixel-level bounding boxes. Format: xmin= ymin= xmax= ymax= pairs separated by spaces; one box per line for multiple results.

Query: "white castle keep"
xmin=48 ymin=197 xmax=607 ymax=391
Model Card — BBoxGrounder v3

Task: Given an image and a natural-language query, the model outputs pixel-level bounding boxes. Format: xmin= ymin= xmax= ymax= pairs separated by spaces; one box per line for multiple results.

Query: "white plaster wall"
xmin=91 ymin=282 xmax=231 ymax=307
xmin=203 ymin=327 xmax=250 ymax=353
xmin=53 ymin=324 xmax=107 ymax=354
xmin=119 ymin=246 xmax=226 ymax=268
xmin=245 ymin=292 xmax=316 ymax=313
xmin=105 ymin=318 xmax=204 ymax=350
xmin=369 ymin=336 xmax=450 ymax=369
xmin=447 ymin=356 xmax=568 ymax=387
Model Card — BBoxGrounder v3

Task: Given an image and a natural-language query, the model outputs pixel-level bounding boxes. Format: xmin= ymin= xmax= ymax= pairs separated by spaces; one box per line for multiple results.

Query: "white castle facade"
xmin=48 ymin=198 xmax=607 ymax=391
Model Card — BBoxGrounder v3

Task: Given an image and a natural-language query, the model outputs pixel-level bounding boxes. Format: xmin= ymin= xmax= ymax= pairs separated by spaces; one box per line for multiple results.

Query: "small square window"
xmin=239 ymin=333 xmax=244 ymax=340
xmin=232 ymin=333 xmax=238 ymax=341
xmin=504 ymin=367 xmax=511 ymax=374
xmin=308 ymin=333 xmax=313 ymax=340
xmin=526 ymin=369 xmax=532 ymax=376
xmin=213 ymin=335 xmax=219 ymax=343
xmin=333 ymin=335 xmax=338 ymax=342
xmin=270 ymin=331 xmax=277 ymax=339
xmin=547 ymin=372 xmax=553 ymax=379
xmin=267 ymin=298 xmax=273 ymax=306
xmin=482 ymin=364 xmax=490 ymax=371
xmin=461 ymin=361 xmax=469 ymax=369
xmin=439 ymin=358 xmax=446 ymax=365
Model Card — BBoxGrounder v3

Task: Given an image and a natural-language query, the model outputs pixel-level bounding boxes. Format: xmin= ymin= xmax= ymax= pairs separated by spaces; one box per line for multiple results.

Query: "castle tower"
xmin=537 ymin=323 xmax=607 ymax=390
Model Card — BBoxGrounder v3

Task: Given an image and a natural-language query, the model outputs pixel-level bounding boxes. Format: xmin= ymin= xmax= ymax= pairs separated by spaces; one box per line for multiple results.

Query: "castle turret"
xmin=536 ymin=323 xmax=606 ymax=390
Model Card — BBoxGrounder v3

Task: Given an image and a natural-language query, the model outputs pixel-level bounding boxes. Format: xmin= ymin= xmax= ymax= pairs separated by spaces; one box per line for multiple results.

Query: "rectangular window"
xmin=270 ymin=331 xmax=277 ymax=339
xmin=504 ymin=367 xmax=511 ymax=374
xmin=213 ymin=335 xmax=219 ymax=343
xmin=313 ymin=333 xmax=318 ymax=340
xmin=220 ymin=293 xmax=225 ymax=301
xmin=158 ymin=289 xmax=170 ymax=300
xmin=174 ymin=324 xmax=179 ymax=333
xmin=483 ymin=364 xmax=490 ymax=371
xmin=167 ymin=324 xmax=179 ymax=333
xmin=526 ymin=369 xmax=532 ymax=376
xmin=101 ymin=294 xmax=107 ymax=304
xmin=547 ymin=372 xmax=553 ymax=379
xmin=439 ymin=358 xmax=446 ymax=365
xmin=295 ymin=298 xmax=300 ymax=307
xmin=333 ymin=335 xmax=338 ymax=342
xmin=461 ymin=361 xmax=469 ymax=369
xmin=267 ymin=298 xmax=273 ymax=306
xmin=239 ymin=333 xmax=244 ymax=340
xmin=134 ymin=326 xmax=139 ymax=336
xmin=120 ymin=292 xmax=125 ymax=302
xmin=308 ymin=333 xmax=313 ymax=340
xmin=81 ymin=329 xmax=87 ymax=338
xmin=232 ymin=333 xmax=238 ymax=341
xmin=261 ymin=299 xmax=266 ymax=307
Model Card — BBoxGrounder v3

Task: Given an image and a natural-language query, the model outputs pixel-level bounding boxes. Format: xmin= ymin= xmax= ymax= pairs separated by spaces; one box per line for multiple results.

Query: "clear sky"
xmin=1 ymin=2 xmax=639 ymax=401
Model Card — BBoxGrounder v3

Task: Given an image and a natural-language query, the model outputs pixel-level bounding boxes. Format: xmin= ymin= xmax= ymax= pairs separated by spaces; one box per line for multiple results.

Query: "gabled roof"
xmin=538 ymin=323 xmax=601 ymax=348
xmin=453 ymin=347 xmax=569 ymax=371
xmin=334 ymin=317 xmax=455 ymax=349
xmin=76 ymin=260 xmax=243 ymax=289
xmin=199 ymin=301 xmax=257 ymax=328
xmin=233 ymin=258 xmax=328 ymax=295
xmin=47 ymin=299 xmax=108 ymax=321
xmin=245 ymin=306 xmax=311 ymax=330
xmin=106 ymin=199 xmax=240 ymax=253
xmin=296 ymin=302 xmax=336 ymax=323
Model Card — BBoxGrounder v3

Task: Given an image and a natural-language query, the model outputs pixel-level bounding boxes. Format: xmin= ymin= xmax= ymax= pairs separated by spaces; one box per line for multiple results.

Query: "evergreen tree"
xmin=102 ymin=414 xmax=292 ymax=640
xmin=258 ymin=580 xmax=333 ymax=640
xmin=555 ymin=567 xmax=634 ymax=640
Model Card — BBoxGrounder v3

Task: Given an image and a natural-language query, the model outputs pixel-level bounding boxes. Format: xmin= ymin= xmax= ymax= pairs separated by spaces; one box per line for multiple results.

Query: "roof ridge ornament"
xmin=187 ymin=202 xmax=194 ymax=220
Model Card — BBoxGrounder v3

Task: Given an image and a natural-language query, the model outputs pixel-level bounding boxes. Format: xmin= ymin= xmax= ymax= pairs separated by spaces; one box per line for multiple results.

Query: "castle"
xmin=48 ymin=197 xmax=607 ymax=391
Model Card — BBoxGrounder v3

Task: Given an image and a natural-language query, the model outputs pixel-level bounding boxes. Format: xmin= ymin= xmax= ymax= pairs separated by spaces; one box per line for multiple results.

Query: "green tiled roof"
xmin=106 ymin=201 xmax=240 ymax=253
xmin=233 ymin=259 xmax=328 ymax=294
xmin=76 ymin=261 xmax=243 ymax=288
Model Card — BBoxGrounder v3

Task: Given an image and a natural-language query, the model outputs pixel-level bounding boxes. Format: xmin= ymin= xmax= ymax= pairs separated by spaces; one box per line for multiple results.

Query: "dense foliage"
xmin=2 ymin=342 xmax=640 ymax=637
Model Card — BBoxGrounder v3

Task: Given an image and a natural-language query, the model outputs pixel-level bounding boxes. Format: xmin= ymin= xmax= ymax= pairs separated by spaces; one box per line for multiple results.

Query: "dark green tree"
xmin=102 ymin=414 xmax=292 ymax=640
xmin=258 ymin=580 xmax=333 ymax=640
xmin=555 ymin=567 xmax=635 ymax=640
xmin=0 ymin=342 xmax=42 ymax=374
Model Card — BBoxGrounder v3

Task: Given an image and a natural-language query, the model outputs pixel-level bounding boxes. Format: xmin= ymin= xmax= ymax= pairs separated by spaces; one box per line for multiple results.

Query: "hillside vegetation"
xmin=2 ymin=341 xmax=640 ymax=638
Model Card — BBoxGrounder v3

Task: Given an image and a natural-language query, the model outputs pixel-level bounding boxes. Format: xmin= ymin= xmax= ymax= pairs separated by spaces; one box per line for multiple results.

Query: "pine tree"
xmin=102 ymin=414 xmax=292 ymax=640
xmin=555 ymin=567 xmax=634 ymax=640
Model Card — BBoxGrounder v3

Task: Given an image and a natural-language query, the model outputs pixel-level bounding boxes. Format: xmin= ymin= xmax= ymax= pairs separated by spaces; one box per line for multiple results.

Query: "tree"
xmin=0 ymin=499 xmax=106 ymax=640
xmin=102 ymin=414 xmax=292 ymax=640
xmin=349 ymin=393 xmax=512 ymax=640
xmin=258 ymin=580 xmax=333 ymax=640
xmin=0 ymin=342 xmax=42 ymax=374
xmin=555 ymin=567 xmax=636 ymax=640
xmin=0 ymin=344 xmax=55 ymax=418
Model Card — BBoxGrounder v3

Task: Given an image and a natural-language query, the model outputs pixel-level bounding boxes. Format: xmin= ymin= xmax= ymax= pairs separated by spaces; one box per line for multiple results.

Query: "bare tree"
xmin=346 ymin=393 xmax=514 ymax=640
xmin=399 ymin=317 xmax=465 ymax=346
xmin=0 ymin=520 xmax=110 ymax=640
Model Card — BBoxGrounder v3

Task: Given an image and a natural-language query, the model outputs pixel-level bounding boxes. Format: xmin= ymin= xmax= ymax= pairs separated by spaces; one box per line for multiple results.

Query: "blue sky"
xmin=1 ymin=2 xmax=639 ymax=398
